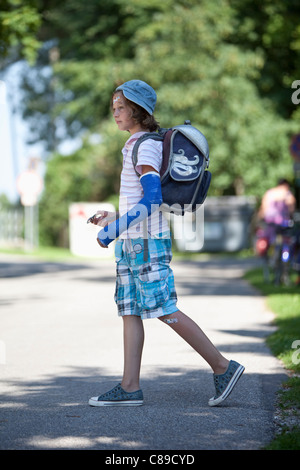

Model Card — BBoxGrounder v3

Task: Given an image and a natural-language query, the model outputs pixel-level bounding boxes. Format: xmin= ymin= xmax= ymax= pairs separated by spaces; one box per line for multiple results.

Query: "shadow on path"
xmin=0 ymin=364 xmax=286 ymax=451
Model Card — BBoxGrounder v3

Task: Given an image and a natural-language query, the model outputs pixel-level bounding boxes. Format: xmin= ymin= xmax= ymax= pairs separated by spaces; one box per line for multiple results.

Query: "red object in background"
xmin=256 ymin=237 xmax=269 ymax=257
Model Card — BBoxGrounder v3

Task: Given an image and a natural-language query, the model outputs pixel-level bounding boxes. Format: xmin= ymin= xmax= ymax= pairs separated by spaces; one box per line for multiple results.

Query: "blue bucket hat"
xmin=115 ymin=79 xmax=157 ymax=115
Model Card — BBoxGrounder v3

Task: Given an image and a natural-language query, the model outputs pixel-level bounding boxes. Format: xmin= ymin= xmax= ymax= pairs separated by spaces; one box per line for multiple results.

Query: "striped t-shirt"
xmin=119 ymin=131 xmax=169 ymax=239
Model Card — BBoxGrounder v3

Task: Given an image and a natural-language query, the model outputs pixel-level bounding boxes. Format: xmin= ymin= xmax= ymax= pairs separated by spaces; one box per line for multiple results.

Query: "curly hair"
xmin=112 ymin=91 xmax=160 ymax=132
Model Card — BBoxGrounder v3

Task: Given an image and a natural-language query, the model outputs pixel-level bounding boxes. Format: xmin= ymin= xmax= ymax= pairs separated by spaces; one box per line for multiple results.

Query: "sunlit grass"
xmin=244 ymin=267 xmax=300 ymax=450
xmin=0 ymin=245 xmax=75 ymax=261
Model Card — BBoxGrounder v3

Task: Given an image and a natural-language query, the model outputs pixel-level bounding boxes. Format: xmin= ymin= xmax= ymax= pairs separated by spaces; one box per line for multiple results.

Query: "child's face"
xmin=112 ymin=92 xmax=143 ymax=134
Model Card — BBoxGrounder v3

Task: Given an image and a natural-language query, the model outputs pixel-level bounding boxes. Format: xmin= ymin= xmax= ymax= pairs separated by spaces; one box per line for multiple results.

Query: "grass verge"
xmin=244 ymin=267 xmax=300 ymax=450
xmin=0 ymin=245 xmax=87 ymax=261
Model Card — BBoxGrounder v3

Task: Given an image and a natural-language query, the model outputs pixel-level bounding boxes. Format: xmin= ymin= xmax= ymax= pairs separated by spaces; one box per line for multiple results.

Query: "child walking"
xmin=88 ymin=79 xmax=244 ymax=407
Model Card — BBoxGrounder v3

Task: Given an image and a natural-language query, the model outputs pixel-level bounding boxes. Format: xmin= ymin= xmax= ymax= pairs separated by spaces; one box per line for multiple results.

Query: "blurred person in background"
xmin=258 ymin=178 xmax=296 ymax=226
xmin=256 ymin=179 xmax=298 ymax=283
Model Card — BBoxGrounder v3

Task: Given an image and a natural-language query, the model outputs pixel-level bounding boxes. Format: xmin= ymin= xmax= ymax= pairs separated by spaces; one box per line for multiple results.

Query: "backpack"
xmin=132 ymin=120 xmax=211 ymax=215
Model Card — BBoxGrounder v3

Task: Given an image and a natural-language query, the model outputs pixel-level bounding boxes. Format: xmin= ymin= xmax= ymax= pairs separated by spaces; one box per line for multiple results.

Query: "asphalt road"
xmin=0 ymin=253 xmax=287 ymax=451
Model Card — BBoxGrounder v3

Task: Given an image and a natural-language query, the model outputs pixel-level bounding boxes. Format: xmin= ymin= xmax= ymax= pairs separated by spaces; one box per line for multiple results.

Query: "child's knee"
xmin=159 ymin=312 xmax=179 ymax=325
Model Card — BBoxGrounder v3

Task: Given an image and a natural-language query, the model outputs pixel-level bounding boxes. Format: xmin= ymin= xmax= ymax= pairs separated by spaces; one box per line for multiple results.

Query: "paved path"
xmin=0 ymin=253 xmax=287 ymax=451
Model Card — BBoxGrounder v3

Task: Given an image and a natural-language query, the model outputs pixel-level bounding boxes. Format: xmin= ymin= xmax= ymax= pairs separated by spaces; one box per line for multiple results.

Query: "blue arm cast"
xmin=97 ymin=172 xmax=163 ymax=246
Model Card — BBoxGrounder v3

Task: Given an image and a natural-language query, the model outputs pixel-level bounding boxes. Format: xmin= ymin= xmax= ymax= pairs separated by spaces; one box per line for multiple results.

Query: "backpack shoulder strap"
xmin=131 ymin=130 xmax=166 ymax=176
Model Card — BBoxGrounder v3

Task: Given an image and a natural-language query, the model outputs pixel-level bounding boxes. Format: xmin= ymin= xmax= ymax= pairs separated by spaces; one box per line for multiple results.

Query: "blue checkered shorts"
xmin=114 ymin=236 xmax=178 ymax=320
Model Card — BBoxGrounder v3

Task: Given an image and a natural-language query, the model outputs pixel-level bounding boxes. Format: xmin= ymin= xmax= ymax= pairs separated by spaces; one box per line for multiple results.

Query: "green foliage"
xmin=245 ymin=267 xmax=300 ymax=450
xmin=39 ymin=150 xmax=87 ymax=247
xmin=266 ymin=429 xmax=300 ymax=450
xmin=244 ymin=268 xmax=300 ymax=374
xmin=267 ymin=375 xmax=300 ymax=450
xmin=2 ymin=0 xmax=300 ymax=245
xmin=279 ymin=376 xmax=300 ymax=410
xmin=0 ymin=193 xmax=14 ymax=210
xmin=0 ymin=0 xmax=41 ymax=63
xmin=44 ymin=0 xmax=297 ymax=200
xmin=230 ymin=0 xmax=300 ymax=119
xmin=38 ymin=124 xmax=125 ymax=246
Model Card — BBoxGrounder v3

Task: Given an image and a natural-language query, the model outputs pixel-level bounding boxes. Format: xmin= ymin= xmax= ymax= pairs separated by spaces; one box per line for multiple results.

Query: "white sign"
xmin=69 ymin=202 xmax=115 ymax=258
xmin=17 ymin=170 xmax=43 ymax=206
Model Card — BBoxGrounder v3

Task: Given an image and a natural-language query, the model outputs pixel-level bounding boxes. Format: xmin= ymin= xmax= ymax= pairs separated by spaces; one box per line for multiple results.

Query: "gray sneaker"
xmin=208 ymin=360 xmax=245 ymax=407
xmin=89 ymin=383 xmax=143 ymax=407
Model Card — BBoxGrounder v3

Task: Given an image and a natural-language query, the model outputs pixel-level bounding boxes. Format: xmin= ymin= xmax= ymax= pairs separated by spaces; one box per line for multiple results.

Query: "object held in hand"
xmin=87 ymin=214 xmax=98 ymax=224
xmin=87 ymin=210 xmax=116 ymax=227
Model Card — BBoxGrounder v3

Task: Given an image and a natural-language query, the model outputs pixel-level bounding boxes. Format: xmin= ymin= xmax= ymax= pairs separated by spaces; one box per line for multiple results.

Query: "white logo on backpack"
xmin=172 ymin=149 xmax=200 ymax=177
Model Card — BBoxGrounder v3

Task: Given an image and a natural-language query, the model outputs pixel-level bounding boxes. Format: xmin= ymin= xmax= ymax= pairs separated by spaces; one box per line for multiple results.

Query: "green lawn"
xmin=0 ymin=245 xmax=80 ymax=261
xmin=244 ymin=267 xmax=300 ymax=450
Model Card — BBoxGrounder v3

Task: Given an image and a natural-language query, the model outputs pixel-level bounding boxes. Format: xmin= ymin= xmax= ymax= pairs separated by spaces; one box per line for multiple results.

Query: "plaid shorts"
xmin=114 ymin=236 xmax=178 ymax=320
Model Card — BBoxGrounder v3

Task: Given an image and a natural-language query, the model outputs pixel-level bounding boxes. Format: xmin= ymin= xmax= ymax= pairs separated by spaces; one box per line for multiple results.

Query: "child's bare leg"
xmin=121 ymin=315 xmax=144 ymax=392
xmin=159 ymin=310 xmax=229 ymax=374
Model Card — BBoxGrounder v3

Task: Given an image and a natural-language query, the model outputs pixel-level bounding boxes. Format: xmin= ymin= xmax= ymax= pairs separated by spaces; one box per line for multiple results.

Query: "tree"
xmin=47 ymin=0 xmax=296 ymax=196
xmin=17 ymin=0 xmax=163 ymax=149
xmin=230 ymin=0 xmax=300 ymax=120
xmin=38 ymin=123 xmax=125 ymax=246
xmin=3 ymin=0 xmax=300 ymax=245
xmin=0 ymin=0 xmax=41 ymax=65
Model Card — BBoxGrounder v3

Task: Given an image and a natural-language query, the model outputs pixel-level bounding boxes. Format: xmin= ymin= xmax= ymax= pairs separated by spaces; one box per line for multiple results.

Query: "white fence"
xmin=0 ymin=209 xmax=24 ymax=248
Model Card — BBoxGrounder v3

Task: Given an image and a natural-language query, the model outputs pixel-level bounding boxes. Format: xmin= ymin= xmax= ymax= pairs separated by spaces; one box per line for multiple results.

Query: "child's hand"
xmin=87 ymin=210 xmax=116 ymax=227
xmin=97 ymin=238 xmax=108 ymax=248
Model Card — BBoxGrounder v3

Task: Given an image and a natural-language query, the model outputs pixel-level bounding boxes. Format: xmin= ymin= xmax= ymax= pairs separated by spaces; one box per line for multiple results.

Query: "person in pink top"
xmin=259 ymin=178 xmax=296 ymax=226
